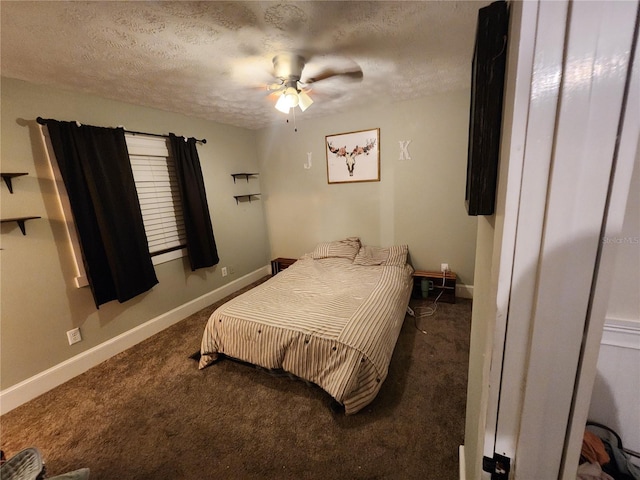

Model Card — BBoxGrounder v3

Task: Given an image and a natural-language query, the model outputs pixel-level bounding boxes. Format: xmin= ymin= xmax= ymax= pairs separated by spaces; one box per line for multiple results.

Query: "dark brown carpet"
xmin=1 ymin=278 xmax=471 ymax=479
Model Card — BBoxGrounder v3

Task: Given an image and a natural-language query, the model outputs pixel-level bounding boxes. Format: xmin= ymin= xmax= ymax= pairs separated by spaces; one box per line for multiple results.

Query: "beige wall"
xmin=0 ymin=78 xmax=270 ymax=389
xmin=256 ymin=90 xmax=478 ymax=286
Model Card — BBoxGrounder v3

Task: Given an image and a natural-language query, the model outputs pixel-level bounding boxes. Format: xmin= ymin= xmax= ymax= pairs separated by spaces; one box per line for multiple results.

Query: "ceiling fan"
xmin=266 ymin=53 xmax=364 ymax=114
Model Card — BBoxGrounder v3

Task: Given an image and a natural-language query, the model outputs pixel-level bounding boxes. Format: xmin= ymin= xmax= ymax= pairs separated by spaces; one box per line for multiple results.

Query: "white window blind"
xmin=126 ymin=134 xmax=187 ymax=265
xmin=130 ymin=154 xmax=186 ymax=254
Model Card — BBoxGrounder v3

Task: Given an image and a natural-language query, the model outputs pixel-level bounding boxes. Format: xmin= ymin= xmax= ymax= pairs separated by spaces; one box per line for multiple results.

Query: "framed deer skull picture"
xmin=326 ymin=128 xmax=380 ymax=184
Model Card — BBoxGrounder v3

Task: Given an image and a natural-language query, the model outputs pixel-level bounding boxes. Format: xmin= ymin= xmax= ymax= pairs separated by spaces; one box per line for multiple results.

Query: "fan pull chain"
xmin=284 ymin=110 xmax=298 ymax=132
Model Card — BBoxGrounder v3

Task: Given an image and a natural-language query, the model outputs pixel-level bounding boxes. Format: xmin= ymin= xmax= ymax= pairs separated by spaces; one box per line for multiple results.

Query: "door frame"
xmin=466 ymin=1 xmax=640 ymax=478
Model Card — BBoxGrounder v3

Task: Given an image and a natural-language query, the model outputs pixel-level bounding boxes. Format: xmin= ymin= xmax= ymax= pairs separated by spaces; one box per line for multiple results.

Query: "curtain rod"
xmin=36 ymin=117 xmax=207 ymax=144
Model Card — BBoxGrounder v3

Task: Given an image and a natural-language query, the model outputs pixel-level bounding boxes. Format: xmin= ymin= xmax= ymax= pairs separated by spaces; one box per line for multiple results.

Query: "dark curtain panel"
xmin=44 ymin=120 xmax=158 ymax=307
xmin=169 ymin=134 xmax=219 ymax=271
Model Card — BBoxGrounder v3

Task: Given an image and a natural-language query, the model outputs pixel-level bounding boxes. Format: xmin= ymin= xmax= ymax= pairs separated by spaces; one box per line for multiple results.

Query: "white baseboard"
xmin=601 ymin=317 xmax=640 ymax=350
xmin=0 ymin=265 xmax=271 ymax=415
xmin=459 ymin=445 xmax=466 ymax=480
xmin=457 ymin=284 xmax=474 ymax=299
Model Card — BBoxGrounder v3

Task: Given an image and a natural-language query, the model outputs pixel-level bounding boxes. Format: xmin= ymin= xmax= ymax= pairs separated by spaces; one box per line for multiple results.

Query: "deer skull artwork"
xmin=327 ymin=138 xmax=377 ymax=177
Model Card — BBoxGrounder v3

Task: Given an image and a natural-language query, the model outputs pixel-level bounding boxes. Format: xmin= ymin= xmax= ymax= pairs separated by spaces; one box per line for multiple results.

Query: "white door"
xmin=476 ymin=1 xmax=639 ymax=479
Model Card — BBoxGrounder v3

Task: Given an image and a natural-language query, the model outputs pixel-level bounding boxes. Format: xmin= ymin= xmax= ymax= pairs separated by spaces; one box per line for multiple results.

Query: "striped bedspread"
xmin=199 ymin=256 xmax=414 ymax=414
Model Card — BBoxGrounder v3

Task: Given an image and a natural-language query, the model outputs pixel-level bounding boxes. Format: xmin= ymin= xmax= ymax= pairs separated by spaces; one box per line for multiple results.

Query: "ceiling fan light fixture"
xmin=298 ymin=90 xmax=313 ymax=111
xmin=275 ymin=94 xmax=290 ymax=114
xmin=274 ymin=86 xmax=312 ymax=114
xmin=284 ymin=87 xmax=299 ymax=108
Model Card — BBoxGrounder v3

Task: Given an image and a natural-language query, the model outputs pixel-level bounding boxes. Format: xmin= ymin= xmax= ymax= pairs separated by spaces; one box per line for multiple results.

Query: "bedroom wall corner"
xmin=255 ymin=89 xmax=478 ymax=287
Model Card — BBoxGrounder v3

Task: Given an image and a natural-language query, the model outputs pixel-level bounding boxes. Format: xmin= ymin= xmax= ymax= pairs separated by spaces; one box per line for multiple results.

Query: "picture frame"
xmin=326 ymin=128 xmax=380 ymax=184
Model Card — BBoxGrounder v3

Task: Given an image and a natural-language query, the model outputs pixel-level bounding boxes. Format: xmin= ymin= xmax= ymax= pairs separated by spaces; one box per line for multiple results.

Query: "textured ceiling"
xmin=1 ymin=1 xmax=488 ymax=130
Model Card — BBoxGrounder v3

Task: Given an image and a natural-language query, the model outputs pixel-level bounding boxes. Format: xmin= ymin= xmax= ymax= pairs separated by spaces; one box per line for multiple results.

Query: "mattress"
xmin=199 ymin=255 xmax=414 ymax=414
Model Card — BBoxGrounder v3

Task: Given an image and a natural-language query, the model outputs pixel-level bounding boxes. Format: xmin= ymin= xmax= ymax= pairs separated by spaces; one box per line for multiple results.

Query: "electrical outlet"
xmin=228 ymin=265 xmax=235 ymax=275
xmin=221 ymin=266 xmax=228 ymax=277
xmin=67 ymin=328 xmax=82 ymax=345
xmin=441 ymin=263 xmax=449 ymax=273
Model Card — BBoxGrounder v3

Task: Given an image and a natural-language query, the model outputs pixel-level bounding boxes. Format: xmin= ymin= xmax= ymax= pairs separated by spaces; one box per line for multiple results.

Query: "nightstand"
xmin=412 ymin=270 xmax=456 ymax=303
xmin=271 ymin=257 xmax=297 ymax=275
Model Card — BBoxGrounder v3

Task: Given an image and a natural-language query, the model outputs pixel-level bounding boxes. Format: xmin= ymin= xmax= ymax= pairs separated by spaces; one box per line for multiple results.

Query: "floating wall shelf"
xmin=233 ymin=194 xmax=261 ymax=204
xmin=231 ymin=172 xmax=260 ymax=204
xmin=1 ymin=173 xmax=41 ymax=235
xmin=231 ymin=173 xmax=259 ymax=183
xmin=1 ymin=216 xmax=41 ymax=235
xmin=1 ymin=173 xmax=28 ymax=194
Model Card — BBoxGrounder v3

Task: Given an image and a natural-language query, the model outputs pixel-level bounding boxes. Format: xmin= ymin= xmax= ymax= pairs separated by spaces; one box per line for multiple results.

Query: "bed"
xmin=198 ymin=238 xmax=414 ymax=414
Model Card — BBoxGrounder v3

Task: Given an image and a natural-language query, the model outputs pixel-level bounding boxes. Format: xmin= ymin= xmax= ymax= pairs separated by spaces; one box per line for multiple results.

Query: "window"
xmin=126 ymin=134 xmax=187 ymax=265
xmin=40 ymin=129 xmax=187 ymax=288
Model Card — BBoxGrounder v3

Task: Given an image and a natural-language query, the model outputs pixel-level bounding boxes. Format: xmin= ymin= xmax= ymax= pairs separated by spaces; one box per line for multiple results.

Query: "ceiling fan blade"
xmin=267 ymin=82 xmax=284 ymax=91
xmin=304 ymin=66 xmax=363 ymax=84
